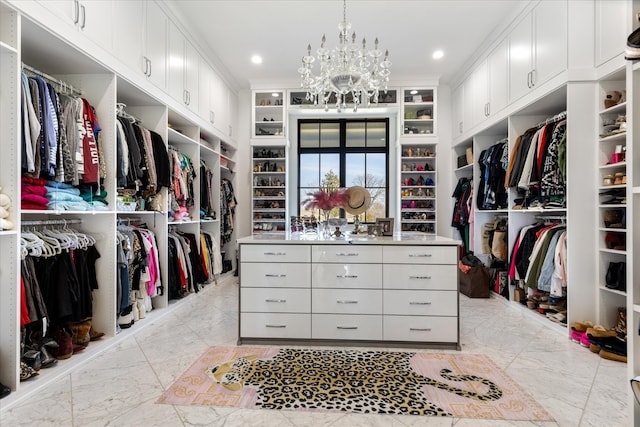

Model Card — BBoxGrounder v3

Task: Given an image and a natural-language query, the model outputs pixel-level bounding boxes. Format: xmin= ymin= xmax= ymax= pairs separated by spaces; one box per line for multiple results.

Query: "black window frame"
xmin=297 ymin=118 xmax=390 ymax=220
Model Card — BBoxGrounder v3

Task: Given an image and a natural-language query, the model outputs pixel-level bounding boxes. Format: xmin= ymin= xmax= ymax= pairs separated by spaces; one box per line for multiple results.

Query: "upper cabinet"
xmin=168 ymin=20 xmax=199 ymax=113
xmin=594 ymin=0 xmax=628 ymax=67
xmin=143 ymin=1 xmax=168 ymax=90
xmin=452 ymin=84 xmax=464 ymax=138
xmin=509 ymin=0 xmax=567 ymax=103
xmin=199 ymin=60 xmax=234 ymax=140
xmin=36 ymin=0 xmax=112 ymax=51
xmin=468 ymin=39 xmax=509 ymax=130
xmin=113 ymin=0 xmax=167 ymax=90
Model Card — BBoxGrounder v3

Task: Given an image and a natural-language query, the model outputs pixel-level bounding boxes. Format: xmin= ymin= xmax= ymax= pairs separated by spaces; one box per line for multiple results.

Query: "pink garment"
xmin=21 ymin=202 xmax=48 ymax=210
xmin=21 ymin=193 xmax=49 ymax=206
xmin=145 ymin=234 xmax=159 ymax=296
xmin=508 ymin=236 xmax=521 ymax=280
xmin=21 ymin=184 xmax=48 ymax=196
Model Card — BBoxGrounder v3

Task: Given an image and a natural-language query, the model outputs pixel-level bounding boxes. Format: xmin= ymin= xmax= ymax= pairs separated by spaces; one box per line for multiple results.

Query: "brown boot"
xmin=69 ymin=320 xmax=91 ymax=346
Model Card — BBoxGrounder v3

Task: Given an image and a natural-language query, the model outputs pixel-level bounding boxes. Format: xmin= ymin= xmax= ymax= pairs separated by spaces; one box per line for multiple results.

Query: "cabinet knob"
xmin=336 ymin=275 xmax=358 ymax=279
xmin=335 ymin=252 xmax=359 ymax=257
xmin=409 ymin=301 xmax=432 ymax=305
xmin=337 ymin=300 xmax=358 ymax=304
xmin=408 ymin=253 xmax=432 ymax=258
xmin=409 ymin=276 xmax=432 ymax=280
xmin=409 ymin=328 xmax=432 ymax=332
xmin=263 ymin=251 xmax=286 ymax=256
xmin=265 ymin=274 xmax=286 ymax=278
xmin=337 ymin=326 xmax=358 ymax=330
xmin=265 ymin=324 xmax=286 ymax=328
xmin=265 ymin=299 xmax=286 ymax=303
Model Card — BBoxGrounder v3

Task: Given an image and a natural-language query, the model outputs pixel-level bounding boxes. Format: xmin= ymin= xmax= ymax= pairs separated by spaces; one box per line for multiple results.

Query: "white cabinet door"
xmin=198 ymin=59 xmax=213 ymax=124
xmin=112 ymin=0 xmax=144 ymax=76
xmin=37 ymin=0 xmax=112 ymax=51
xmin=37 ymin=0 xmax=77 ymax=27
xmin=487 ymin=39 xmax=508 ymax=117
xmin=452 ymin=83 xmax=464 ymax=137
xmin=211 ymin=73 xmax=229 ymax=137
xmin=509 ymin=12 xmax=533 ymax=103
xmin=79 ymin=0 xmax=112 ymax=51
xmin=533 ymin=0 xmax=567 ymax=88
xmin=144 ymin=1 xmax=167 ymax=90
xmin=227 ymin=88 xmax=237 ymax=138
xmin=184 ymin=39 xmax=199 ymax=114
xmin=471 ymin=60 xmax=488 ymax=128
xmin=595 ymin=0 xmax=628 ymax=66
xmin=168 ymin=20 xmax=185 ymax=104
xmin=462 ymin=77 xmax=473 ymax=133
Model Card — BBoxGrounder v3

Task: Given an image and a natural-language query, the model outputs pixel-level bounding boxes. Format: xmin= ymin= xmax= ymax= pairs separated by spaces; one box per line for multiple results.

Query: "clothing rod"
xmin=535 ymin=111 xmax=567 ymax=129
xmin=21 ymin=63 xmax=83 ymax=96
xmin=22 ymin=219 xmax=82 ymax=227
xmin=116 ymin=102 xmax=141 ymax=124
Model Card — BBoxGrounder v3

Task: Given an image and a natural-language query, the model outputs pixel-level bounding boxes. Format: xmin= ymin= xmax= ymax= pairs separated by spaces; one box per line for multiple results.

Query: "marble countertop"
xmin=237 ymin=232 xmax=461 ymax=246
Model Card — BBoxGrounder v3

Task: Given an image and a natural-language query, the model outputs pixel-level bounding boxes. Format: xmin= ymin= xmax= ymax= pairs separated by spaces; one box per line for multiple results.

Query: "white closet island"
xmin=238 ymin=233 xmax=462 ymax=350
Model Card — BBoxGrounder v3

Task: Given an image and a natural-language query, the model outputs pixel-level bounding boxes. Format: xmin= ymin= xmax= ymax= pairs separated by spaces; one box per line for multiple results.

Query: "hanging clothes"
xmin=220 ymin=178 xmax=237 ymax=246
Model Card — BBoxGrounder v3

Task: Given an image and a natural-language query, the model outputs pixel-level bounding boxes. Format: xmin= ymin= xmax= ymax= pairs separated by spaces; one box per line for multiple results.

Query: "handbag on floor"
xmin=459 ymin=254 xmax=490 ymax=298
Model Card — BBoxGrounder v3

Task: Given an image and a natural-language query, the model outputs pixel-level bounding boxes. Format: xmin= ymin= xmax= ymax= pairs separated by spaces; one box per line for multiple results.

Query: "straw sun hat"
xmin=344 ymin=186 xmax=371 ymax=215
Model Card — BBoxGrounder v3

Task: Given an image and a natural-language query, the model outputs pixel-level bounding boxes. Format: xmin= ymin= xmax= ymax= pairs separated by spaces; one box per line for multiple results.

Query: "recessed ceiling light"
xmin=432 ymin=50 xmax=444 ymax=59
xmin=272 ymin=93 xmax=280 ymax=97
xmin=251 ymin=55 xmax=263 ymax=64
xmin=410 ymin=90 xmax=418 ymax=95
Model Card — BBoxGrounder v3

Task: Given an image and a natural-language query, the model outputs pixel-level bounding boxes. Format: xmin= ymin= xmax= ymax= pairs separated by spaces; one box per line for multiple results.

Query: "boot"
xmin=69 ymin=319 xmax=91 ymax=347
xmin=50 ymin=327 xmax=73 ymax=360
xmin=89 ymin=325 xmax=105 ymax=341
xmin=614 ymin=307 xmax=626 ymax=338
xmin=38 ymin=344 xmax=58 ymax=368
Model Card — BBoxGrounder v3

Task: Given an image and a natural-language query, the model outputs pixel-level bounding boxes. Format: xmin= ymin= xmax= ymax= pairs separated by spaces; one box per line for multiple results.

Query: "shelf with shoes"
xmin=251 ymin=145 xmax=287 ymax=234
xmin=399 ymin=143 xmax=437 ymax=234
xmin=252 ymin=90 xmax=285 ymax=138
xmin=596 ymin=72 xmax=628 ymax=346
xmin=401 ymin=88 xmax=436 ymax=137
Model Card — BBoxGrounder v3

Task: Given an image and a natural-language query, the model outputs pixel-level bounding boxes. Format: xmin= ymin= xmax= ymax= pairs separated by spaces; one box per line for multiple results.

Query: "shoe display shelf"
xmin=251 ymin=145 xmax=287 ymax=234
xmin=399 ymin=143 xmax=436 ymax=234
xmin=252 ymin=90 xmax=285 ymax=138
xmin=401 ymin=88 xmax=436 ymax=137
xmin=595 ymin=73 xmax=629 ymax=337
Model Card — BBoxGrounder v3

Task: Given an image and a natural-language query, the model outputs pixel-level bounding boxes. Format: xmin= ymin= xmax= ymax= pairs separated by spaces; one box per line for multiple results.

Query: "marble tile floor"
xmin=0 ymin=274 xmax=630 ymax=426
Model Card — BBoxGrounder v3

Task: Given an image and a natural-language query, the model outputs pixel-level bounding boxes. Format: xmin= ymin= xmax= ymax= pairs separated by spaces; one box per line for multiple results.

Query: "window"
xmin=298 ymin=119 xmax=389 ymax=222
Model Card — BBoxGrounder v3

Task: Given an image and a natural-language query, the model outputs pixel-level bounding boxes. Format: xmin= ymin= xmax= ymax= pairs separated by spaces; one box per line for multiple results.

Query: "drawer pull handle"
xmin=265 ymin=299 xmax=287 ymax=303
xmin=337 ymin=326 xmax=358 ymax=330
xmin=335 ymin=253 xmax=359 ymax=256
xmin=264 ymin=251 xmax=287 ymax=256
xmin=337 ymin=300 xmax=358 ymax=304
xmin=409 ymin=276 xmax=432 ymax=280
xmin=336 ymin=275 xmax=358 ymax=279
xmin=265 ymin=324 xmax=286 ymax=328
xmin=410 ymin=328 xmax=432 ymax=332
xmin=265 ymin=274 xmax=287 ymax=278
xmin=409 ymin=301 xmax=432 ymax=305
xmin=409 ymin=254 xmax=432 ymax=258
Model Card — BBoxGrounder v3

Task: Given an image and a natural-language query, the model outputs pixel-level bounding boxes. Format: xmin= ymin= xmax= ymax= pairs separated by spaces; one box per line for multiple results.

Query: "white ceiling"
xmin=165 ymin=0 xmax=528 ymax=91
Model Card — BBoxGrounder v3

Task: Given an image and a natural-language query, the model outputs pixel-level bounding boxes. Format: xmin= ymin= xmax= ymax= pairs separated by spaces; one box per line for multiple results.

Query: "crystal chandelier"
xmin=299 ymin=0 xmax=391 ymax=112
